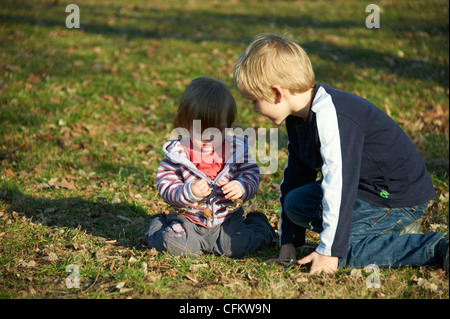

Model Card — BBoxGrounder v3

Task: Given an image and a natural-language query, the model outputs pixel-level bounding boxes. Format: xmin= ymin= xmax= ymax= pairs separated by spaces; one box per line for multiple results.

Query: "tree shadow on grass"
xmin=0 ymin=184 xmax=169 ymax=250
xmin=1 ymin=0 xmax=448 ymax=87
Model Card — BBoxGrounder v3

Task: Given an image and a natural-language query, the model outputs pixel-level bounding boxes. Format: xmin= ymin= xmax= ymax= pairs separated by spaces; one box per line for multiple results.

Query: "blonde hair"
xmin=174 ymin=77 xmax=237 ymax=131
xmin=234 ymin=33 xmax=315 ymax=101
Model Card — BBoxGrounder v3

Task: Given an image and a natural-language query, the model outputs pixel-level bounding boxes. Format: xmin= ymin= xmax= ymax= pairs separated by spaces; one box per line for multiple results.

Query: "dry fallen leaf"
xmin=18 ymin=259 xmax=37 ymax=267
xmin=185 ymin=272 xmax=199 ymax=283
xmin=201 ymin=208 xmax=213 ymax=220
xmin=189 ymin=263 xmax=208 ymax=272
xmin=111 ymin=194 xmax=121 ymax=204
xmin=3 ymin=168 xmax=16 ymax=178
xmin=350 ymin=268 xmax=363 ymax=278
xmin=47 ymin=252 xmax=58 ymax=262
xmin=117 ymin=215 xmax=132 ymax=223
xmin=40 ymin=177 xmax=76 ymax=190
xmin=111 ymin=281 xmax=133 ymax=293
xmin=57 ymin=177 xmax=76 ymax=190
xmin=411 ymin=275 xmax=441 ymax=293
xmin=71 ymin=242 xmax=87 ymax=250
xmin=223 ymin=279 xmax=243 ymax=287
xmin=115 ymin=281 xmax=125 ymax=289
xmin=27 ymin=74 xmax=41 ymax=84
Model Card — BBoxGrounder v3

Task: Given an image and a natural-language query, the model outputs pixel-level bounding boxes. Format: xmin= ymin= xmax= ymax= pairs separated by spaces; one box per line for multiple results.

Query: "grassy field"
xmin=0 ymin=0 xmax=448 ymax=300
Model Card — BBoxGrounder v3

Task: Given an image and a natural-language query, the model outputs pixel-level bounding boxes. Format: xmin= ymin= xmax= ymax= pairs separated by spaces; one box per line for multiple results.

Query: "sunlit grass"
xmin=0 ymin=0 xmax=448 ymax=299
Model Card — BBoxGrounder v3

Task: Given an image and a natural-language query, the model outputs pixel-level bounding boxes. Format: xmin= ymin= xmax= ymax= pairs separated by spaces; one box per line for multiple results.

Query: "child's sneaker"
xmin=435 ymin=234 xmax=449 ymax=272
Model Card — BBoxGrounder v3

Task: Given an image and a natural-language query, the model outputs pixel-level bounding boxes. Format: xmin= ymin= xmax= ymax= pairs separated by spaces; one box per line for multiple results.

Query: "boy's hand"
xmin=218 ymin=180 xmax=243 ymax=200
xmin=297 ymin=251 xmax=338 ymax=275
xmin=266 ymin=243 xmax=297 ymax=265
xmin=191 ymin=178 xmax=211 ymax=198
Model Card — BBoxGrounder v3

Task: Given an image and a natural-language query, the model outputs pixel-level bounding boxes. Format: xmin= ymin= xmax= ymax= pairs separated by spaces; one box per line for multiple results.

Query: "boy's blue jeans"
xmin=283 ymin=181 xmax=445 ymax=268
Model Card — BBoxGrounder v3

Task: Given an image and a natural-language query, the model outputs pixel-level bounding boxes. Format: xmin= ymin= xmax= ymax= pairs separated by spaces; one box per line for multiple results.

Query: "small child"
xmin=233 ymin=33 xmax=449 ymax=274
xmin=145 ymin=77 xmax=274 ymax=258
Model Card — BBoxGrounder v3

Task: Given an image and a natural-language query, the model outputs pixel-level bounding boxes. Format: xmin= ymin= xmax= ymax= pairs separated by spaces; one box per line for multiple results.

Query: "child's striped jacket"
xmin=156 ymin=135 xmax=261 ymax=228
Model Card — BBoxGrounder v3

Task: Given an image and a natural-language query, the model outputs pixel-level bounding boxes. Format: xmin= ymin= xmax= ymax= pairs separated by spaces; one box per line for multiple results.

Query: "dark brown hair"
xmin=173 ymin=77 xmax=237 ymax=132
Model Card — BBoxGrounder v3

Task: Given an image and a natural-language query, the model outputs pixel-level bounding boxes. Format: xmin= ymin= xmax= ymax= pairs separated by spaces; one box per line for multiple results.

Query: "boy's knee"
xmin=283 ymin=191 xmax=296 ymax=218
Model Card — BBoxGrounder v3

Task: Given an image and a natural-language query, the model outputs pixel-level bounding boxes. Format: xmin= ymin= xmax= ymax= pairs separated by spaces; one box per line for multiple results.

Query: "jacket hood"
xmin=161 ymin=135 xmax=249 ymax=181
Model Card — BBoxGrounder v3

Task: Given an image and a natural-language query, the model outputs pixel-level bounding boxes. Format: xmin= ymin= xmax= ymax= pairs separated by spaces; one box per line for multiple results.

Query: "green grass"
xmin=0 ymin=0 xmax=448 ymax=299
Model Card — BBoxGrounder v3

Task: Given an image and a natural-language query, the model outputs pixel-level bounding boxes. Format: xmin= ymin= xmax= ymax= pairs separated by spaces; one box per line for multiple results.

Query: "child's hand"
xmin=297 ymin=251 xmax=338 ymax=275
xmin=218 ymin=180 xmax=243 ymax=200
xmin=191 ymin=178 xmax=211 ymax=198
xmin=266 ymin=243 xmax=297 ymax=265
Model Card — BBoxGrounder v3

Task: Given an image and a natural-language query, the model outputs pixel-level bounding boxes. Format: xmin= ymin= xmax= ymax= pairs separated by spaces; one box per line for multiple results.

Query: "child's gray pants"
xmin=145 ymin=209 xmax=274 ymax=258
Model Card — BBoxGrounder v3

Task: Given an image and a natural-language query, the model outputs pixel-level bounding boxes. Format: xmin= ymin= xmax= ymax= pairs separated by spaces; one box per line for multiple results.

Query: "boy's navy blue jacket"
xmin=280 ymin=83 xmax=436 ymax=257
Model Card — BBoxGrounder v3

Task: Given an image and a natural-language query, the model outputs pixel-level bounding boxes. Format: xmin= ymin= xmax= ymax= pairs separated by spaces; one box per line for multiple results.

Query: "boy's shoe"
xmin=435 ymin=234 xmax=449 ymax=272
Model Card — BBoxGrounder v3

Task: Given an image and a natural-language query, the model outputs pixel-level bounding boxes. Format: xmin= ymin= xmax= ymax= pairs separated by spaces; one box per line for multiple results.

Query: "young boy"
xmin=233 ymin=33 xmax=449 ymax=274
